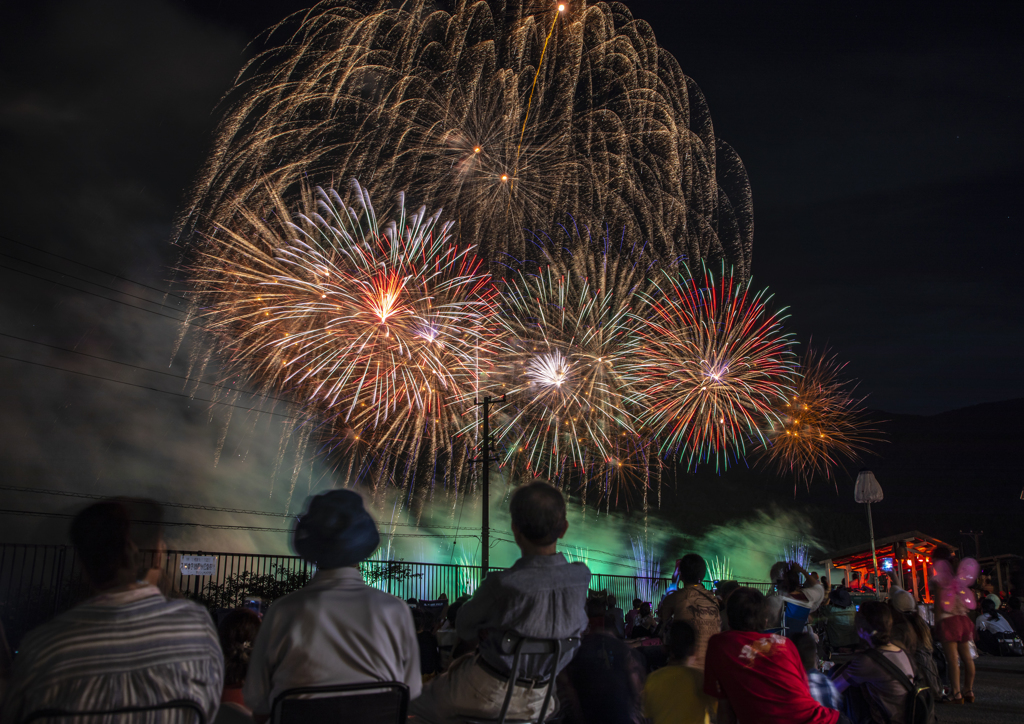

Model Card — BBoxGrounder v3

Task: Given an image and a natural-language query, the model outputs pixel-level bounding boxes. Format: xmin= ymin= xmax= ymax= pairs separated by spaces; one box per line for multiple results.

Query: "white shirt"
xmin=243 ymin=567 xmax=421 ymax=717
xmin=803 ymin=581 xmax=826 ymax=612
xmin=2 ymin=586 xmax=222 ymax=724
xmin=976 ymin=613 xmax=1015 ymax=634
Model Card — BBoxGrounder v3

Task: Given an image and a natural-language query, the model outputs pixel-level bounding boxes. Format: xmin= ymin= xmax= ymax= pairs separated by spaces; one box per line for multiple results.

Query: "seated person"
xmin=410 ymin=480 xmax=590 ymax=723
xmin=560 ymin=632 xmax=646 ymax=724
xmin=976 ymin=597 xmax=1017 ymax=655
xmin=659 ymin=554 xmax=721 ymax=668
xmin=822 ymin=588 xmax=859 ymax=650
xmin=216 ymin=608 xmax=262 ymax=724
xmin=1006 ymin=597 xmax=1024 ymax=637
xmin=1 ymin=499 xmax=223 ymax=724
xmin=437 ymin=596 xmax=469 ymax=671
xmin=606 ymin=595 xmax=626 ymax=638
xmin=415 ymin=607 xmax=442 ymax=678
xmin=629 ymin=602 xmax=657 ymax=638
xmin=703 ymin=587 xmax=842 ymax=724
xmin=833 ymin=601 xmax=914 ymax=721
xmin=625 ymin=598 xmax=643 ymax=638
xmin=244 ymin=490 xmax=420 ymax=722
xmin=643 ymin=621 xmax=717 ymax=724
xmin=586 ymin=596 xmax=610 ymax=634
xmin=794 ymin=632 xmax=841 ymax=711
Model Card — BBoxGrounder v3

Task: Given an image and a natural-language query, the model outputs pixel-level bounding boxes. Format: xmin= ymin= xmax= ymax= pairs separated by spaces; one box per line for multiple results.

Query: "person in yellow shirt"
xmin=643 ymin=621 xmax=718 ymax=724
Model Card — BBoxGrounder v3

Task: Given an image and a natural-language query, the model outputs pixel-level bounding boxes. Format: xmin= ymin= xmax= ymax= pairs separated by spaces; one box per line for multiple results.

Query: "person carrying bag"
xmin=863 ymin=649 xmax=935 ymax=724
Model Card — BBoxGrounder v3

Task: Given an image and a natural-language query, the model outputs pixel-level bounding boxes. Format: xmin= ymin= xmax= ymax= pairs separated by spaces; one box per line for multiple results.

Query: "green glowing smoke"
xmin=364 ymin=478 xmax=818 ymax=584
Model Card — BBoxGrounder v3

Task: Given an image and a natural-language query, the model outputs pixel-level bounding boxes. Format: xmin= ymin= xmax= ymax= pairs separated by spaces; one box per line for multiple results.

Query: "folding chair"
xmin=24 ymin=699 xmax=206 ymax=724
xmin=463 ymin=632 xmax=581 ymax=724
xmin=781 ymin=596 xmax=814 ymax=639
xmin=765 ymin=596 xmax=814 ymax=640
xmin=271 ymin=682 xmax=409 ymax=724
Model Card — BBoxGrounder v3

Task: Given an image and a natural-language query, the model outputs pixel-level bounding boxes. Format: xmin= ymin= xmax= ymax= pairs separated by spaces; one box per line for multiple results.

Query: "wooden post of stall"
xmin=996 ymin=561 xmax=1004 ymax=596
xmin=824 ymin=559 xmax=832 ymax=589
xmin=922 ymin=560 xmax=931 ymax=603
xmin=910 ymin=558 xmax=919 ymax=601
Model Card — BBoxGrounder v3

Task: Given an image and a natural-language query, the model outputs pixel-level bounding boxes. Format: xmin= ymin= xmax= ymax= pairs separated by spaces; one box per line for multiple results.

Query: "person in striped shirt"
xmin=0 ymin=499 xmax=223 ymax=724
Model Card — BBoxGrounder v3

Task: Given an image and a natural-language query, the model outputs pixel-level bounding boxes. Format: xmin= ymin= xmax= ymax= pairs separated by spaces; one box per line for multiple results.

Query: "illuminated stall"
xmin=815 ymin=531 xmax=950 ymax=603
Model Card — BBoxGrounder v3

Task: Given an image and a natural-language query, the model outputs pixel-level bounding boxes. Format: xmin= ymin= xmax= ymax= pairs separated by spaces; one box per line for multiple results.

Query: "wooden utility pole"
xmin=473 ymin=394 xmax=505 ymax=579
xmin=960 ymin=530 xmax=984 ymax=558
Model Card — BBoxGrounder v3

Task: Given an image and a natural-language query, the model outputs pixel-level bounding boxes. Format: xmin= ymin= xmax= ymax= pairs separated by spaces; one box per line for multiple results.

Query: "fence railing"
xmin=0 ymin=543 xmax=770 ymax=649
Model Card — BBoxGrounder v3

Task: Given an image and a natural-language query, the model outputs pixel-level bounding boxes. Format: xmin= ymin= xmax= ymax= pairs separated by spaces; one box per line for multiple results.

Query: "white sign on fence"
xmin=180 ymin=555 xmax=218 ymax=577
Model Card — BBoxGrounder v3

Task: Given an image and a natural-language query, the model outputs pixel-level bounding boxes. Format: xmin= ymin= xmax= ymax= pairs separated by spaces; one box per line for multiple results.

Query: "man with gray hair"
xmin=411 ymin=479 xmax=590 ymax=723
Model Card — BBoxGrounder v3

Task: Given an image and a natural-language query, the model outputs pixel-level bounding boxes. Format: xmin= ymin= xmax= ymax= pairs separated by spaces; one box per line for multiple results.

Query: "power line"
xmin=0 ymin=507 xmax=292 ymax=532
xmin=0 ymin=484 xmax=291 ymax=518
xmin=0 ymin=331 xmax=297 ymax=407
xmin=0 ymin=232 xmax=188 ymax=300
xmin=0 ymin=483 xmax=490 ymax=532
xmin=0 ymin=252 xmax=188 ymax=314
xmin=0 ymin=353 xmax=302 ymax=421
xmin=0 ymin=263 xmax=203 ymax=329
xmin=0 ymin=507 xmax=487 ymax=540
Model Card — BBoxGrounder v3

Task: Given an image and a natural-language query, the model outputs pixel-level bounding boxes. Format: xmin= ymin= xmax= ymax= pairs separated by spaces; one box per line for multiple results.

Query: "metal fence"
xmin=0 ymin=543 xmax=770 ymax=649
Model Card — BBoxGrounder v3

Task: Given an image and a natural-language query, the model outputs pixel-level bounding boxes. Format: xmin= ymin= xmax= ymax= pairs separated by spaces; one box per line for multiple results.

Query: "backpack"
xmin=995 ymin=631 xmax=1024 ymax=657
xmin=865 ymin=648 xmax=936 ymax=724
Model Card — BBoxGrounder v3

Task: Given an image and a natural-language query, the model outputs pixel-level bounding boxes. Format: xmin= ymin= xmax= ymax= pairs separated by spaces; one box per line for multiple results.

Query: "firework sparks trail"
xmin=759 ymin=346 xmax=881 ymax=489
xmin=190 ymin=181 xmax=496 ymax=488
xmin=630 ymin=536 xmax=661 ymax=603
xmin=179 ymin=0 xmax=754 ymax=277
xmin=626 ymin=265 xmax=797 ymax=471
xmin=707 ymin=556 xmax=734 ymax=583
xmin=482 ymin=221 xmax=653 ymax=503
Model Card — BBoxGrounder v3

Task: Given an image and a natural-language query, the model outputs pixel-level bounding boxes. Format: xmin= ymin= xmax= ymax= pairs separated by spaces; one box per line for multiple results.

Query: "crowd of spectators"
xmin=1 ymin=488 xmax=1021 ymax=724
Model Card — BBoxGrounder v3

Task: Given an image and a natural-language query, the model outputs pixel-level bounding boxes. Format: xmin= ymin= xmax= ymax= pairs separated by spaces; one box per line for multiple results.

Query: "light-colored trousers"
xmin=409 ymin=654 xmax=556 ymax=723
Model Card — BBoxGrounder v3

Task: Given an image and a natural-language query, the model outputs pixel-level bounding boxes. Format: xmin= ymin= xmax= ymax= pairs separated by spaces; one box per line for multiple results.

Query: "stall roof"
xmin=814 ymin=531 xmax=949 ymax=568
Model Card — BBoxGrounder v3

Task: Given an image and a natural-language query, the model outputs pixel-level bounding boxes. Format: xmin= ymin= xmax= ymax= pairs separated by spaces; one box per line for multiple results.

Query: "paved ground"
xmin=936 ymin=656 xmax=1024 ymax=724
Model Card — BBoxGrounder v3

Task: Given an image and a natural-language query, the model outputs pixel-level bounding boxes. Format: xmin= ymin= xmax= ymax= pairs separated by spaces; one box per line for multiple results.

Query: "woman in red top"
xmin=703 ymin=588 xmax=847 ymax=724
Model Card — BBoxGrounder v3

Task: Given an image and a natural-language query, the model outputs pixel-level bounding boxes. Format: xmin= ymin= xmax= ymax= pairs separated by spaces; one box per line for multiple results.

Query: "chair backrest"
xmin=23 ymin=699 xmax=206 ymax=724
xmin=485 ymin=633 xmax=580 ymax=724
xmin=271 ymin=682 xmax=409 ymax=724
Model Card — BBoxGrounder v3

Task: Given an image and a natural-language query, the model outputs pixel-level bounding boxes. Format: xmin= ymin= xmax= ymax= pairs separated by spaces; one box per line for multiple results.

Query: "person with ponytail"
xmin=834 ymin=601 xmax=915 ymax=722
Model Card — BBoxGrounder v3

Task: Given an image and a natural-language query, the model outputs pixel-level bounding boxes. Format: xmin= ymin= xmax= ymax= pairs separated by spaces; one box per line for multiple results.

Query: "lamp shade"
xmin=854 ymin=470 xmax=884 ymax=504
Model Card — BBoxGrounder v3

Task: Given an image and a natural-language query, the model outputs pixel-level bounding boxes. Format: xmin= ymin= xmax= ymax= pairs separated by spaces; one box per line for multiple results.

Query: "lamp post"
xmin=854 ymin=470 xmax=884 ymax=597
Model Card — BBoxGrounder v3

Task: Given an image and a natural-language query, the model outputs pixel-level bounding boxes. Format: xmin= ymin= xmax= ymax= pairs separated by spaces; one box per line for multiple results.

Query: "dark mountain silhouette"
xmin=650 ymin=398 xmax=1024 ymax=558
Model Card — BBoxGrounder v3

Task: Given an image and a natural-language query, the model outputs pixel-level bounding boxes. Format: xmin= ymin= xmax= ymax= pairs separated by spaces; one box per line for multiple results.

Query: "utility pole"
xmin=960 ymin=530 xmax=984 ymax=558
xmin=473 ymin=394 xmax=505 ymax=579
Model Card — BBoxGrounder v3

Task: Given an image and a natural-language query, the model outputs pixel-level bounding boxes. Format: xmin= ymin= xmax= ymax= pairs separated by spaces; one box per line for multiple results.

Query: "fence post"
xmin=51 ymin=546 xmax=67 ymax=615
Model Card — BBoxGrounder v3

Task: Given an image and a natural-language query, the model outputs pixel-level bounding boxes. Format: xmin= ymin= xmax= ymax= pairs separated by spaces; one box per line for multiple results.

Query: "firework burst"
xmin=190 ymin=181 xmax=496 ymax=487
xmin=760 ymin=346 xmax=880 ymax=489
xmin=180 ymin=0 xmax=753 ymax=276
xmin=485 ymin=222 xmax=657 ymax=504
xmin=627 ymin=266 xmax=796 ymax=471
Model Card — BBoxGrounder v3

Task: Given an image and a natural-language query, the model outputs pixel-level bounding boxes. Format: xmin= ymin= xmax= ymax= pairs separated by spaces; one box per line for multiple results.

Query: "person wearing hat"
xmin=243 ymin=490 xmax=421 ymax=722
xmin=888 ymin=586 xmax=916 ymax=616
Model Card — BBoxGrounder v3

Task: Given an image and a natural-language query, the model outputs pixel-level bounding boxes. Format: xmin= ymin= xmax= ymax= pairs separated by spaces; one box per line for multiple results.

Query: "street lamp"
xmin=854 ymin=470 xmax=884 ymax=597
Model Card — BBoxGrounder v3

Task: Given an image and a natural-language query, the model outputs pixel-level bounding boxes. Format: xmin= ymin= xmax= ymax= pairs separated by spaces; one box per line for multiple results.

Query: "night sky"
xmin=2 ymin=1 xmax=1022 ymax=547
